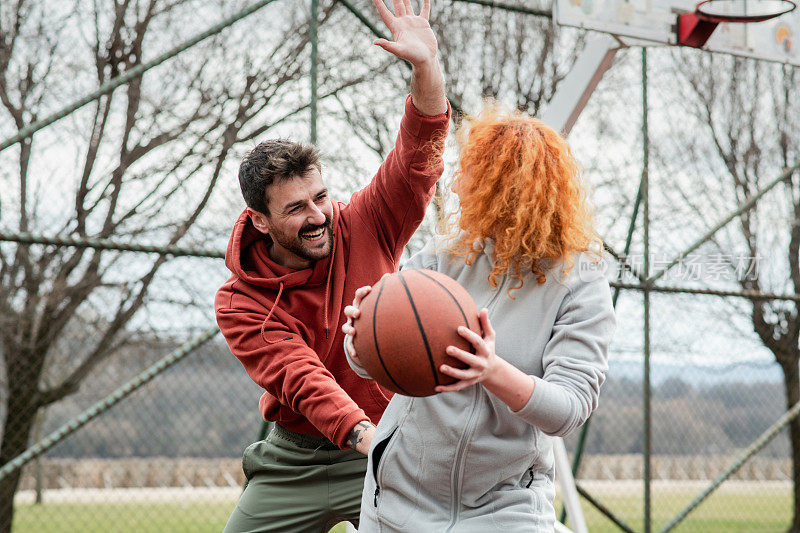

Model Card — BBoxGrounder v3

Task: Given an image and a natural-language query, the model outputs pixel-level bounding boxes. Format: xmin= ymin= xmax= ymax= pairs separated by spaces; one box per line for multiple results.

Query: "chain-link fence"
xmin=557 ymin=42 xmax=800 ymax=533
xmin=11 ymin=336 xmax=262 ymax=532
xmin=2 ymin=0 xmax=800 ymax=532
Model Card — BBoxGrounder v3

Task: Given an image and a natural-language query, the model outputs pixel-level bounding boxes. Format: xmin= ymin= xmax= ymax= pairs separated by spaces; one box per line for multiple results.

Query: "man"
xmin=214 ymin=0 xmax=449 ymax=530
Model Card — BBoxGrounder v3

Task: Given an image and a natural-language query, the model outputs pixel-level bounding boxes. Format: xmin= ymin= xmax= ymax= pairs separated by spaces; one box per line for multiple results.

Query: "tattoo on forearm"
xmin=346 ymin=421 xmax=373 ymax=449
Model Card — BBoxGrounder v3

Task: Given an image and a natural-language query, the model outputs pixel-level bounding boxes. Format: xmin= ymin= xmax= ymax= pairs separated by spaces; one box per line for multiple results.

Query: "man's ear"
xmin=246 ymin=208 xmax=270 ymax=235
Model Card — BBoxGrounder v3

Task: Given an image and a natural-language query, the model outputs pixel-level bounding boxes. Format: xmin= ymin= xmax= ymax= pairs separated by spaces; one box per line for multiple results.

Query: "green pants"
xmin=223 ymin=424 xmax=367 ymax=533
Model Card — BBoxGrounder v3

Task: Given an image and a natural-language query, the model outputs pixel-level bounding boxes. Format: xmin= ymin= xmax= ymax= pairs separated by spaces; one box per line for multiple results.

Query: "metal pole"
xmin=250 ymin=0 xmax=318 ymax=473
xmin=609 ymin=281 xmax=800 ymax=302
xmin=554 ymin=439 xmax=588 ymax=533
xmin=0 ymin=229 xmax=224 ymax=258
xmin=0 ymin=328 xmax=220 ymax=482
xmin=641 ymin=47 xmax=652 ymax=533
xmin=32 ymin=412 xmax=44 ymax=504
xmin=540 ymin=33 xmax=622 ymax=135
xmin=560 ymin=147 xmax=647 ymax=526
xmin=576 ymin=484 xmax=638 ymax=533
xmin=449 ymin=0 xmax=551 ymax=17
xmin=649 ymin=160 xmax=800 ymax=283
xmin=335 ymin=0 xmax=465 ymax=116
xmin=0 ymin=0 xmax=279 ymax=153
xmin=658 ymin=399 xmax=800 ymax=533
xmin=310 ymin=0 xmax=319 ymax=144
xmin=604 ymin=242 xmax=646 ymax=283
xmin=559 ymin=423 xmax=591 ymax=525
xmin=614 ymin=185 xmax=644 ymax=305
xmin=22 ymin=229 xmax=800 ymax=302
xmin=337 ymin=0 xmax=391 ymax=42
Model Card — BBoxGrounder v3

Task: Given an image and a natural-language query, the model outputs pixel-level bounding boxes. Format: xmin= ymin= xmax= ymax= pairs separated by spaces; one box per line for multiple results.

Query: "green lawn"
xmin=12 ymin=501 xmax=351 ymax=533
xmin=12 ymin=483 xmax=793 ymax=532
xmin=13 ymin=502 xmax=235 ymax=533
xmin=566 ymin=481 xmax=792 ymax=532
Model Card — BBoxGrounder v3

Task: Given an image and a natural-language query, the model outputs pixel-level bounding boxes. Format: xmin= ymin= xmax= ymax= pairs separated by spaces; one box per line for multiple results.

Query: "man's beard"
xmin=271 ymin=217 xmax=333 ymax=263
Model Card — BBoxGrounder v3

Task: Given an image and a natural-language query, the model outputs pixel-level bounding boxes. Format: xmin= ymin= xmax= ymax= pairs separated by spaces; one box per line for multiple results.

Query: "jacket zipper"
xmin=483 ymin=272 xmax=508 ymax=311
xmin=445 ymin=384 xmax=481 ymax=532
xmin=445 ymin=274 xmax=508 ymax=531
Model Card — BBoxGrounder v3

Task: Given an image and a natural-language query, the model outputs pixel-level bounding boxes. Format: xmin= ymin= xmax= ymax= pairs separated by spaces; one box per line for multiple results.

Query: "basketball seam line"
xmin=398 ymin=271 xmax=440 ymax=387
xmin=372 ymin=277 xmax=413 ymax=396
xmin=416 ymin=270 xmax=471 ymax=328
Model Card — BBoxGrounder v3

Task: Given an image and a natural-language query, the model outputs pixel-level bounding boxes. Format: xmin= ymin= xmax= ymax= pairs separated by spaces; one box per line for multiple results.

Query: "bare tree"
xmin=677 ymin=54 xmax=800 ymax=531
xmin=0 ymin=0 xmax=376 ymax=528
xmin=336 ymin=1 xmax=576 ymax=154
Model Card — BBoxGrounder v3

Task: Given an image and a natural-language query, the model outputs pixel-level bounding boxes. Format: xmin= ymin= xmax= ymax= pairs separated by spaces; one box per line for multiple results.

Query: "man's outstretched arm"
xmin=372 ymin=0 xmax=447 ymax=116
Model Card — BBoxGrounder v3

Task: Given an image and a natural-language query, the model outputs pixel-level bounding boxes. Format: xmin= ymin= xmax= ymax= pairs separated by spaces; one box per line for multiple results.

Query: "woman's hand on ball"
xmin=439 ymin=308 xmax=536 ymax=410
xmin=436 ymin=308 xmax=500 ymax=393
xmin=342 ymin=285 xmax=373 ymax=361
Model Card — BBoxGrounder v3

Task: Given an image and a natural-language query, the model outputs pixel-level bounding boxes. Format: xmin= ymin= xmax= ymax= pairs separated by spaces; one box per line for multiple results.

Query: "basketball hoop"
xmin=678 ymin=0 xmax=797 ymax=47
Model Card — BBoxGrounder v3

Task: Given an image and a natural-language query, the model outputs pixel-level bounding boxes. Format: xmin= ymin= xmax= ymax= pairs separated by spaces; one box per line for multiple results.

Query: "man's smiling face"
xmin=248 ymin=167 xmax=334 ymax=270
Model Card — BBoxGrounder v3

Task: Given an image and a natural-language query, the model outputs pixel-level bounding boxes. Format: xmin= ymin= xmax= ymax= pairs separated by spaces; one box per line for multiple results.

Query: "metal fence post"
xmin=642 ymin=46 xmax=652 ymax=533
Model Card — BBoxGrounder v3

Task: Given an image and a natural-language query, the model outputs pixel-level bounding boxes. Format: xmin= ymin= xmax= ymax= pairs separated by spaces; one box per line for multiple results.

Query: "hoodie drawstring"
xmin=260 ymin=281 xmax=285 ymax=343
xmin=257 ymin=232 xmax=335 ymax=342
xmin=323 ymin=236 xmax=335 ymax=339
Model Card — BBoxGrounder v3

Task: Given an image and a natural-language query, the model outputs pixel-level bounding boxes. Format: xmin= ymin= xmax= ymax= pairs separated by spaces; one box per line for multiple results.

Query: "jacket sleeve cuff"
xmin=400 ymin=94 xmax=451 ymax=140
xmin=509 ymin=376 xmax=574 ymax=436
xmin=344 ymin=335 xmax=372 ymax=379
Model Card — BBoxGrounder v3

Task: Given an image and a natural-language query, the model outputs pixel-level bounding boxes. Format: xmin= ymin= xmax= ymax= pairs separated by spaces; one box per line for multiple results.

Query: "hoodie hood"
xmin=224 ymin=200 xmax=341 ymax=290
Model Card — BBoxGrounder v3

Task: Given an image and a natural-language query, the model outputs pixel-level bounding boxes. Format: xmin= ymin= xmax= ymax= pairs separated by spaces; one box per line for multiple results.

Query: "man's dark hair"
xmin=238 ymin=139 xmax=322 ymax=214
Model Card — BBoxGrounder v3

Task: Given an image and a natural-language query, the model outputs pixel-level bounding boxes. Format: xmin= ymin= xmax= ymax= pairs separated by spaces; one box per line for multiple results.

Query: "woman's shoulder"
xmin=539 ymin=250 xmax=608 ymax=292
xmin=402 ymin=235 xmax=441 ymax=271
xmin=403 ymin=235 xmax=499 ymax=290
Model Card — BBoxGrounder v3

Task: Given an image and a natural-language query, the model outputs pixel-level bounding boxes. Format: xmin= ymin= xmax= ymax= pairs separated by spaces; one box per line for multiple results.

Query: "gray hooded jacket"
xmin=347 ymin=236 xmax=616 ymax=532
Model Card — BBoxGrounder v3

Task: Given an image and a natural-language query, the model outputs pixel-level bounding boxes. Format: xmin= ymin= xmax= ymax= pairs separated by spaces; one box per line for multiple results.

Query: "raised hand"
xmin=372 ymin=0 xmax=437 ymax=68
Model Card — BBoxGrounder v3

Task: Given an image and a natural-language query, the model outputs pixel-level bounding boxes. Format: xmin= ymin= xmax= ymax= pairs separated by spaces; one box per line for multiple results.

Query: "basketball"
xmin=352 ymin=269 xmax=481 ymax=397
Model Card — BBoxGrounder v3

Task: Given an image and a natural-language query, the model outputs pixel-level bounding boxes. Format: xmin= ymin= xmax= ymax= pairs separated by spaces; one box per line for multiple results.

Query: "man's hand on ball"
xmin=342 ymin=285 xmax=373 ymax=362
xmin=436 ymin=308 xmax=500 ymax=393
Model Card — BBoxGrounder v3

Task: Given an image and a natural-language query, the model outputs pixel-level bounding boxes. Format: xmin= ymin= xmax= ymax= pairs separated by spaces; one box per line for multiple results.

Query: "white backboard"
xmin=554 ymin=0 xmax=800 ymax=65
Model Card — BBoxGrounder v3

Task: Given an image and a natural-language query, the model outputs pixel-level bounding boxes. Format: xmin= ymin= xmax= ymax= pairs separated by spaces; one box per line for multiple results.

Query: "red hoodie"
xmin=215 ymin=96 xmax=450 ymax=448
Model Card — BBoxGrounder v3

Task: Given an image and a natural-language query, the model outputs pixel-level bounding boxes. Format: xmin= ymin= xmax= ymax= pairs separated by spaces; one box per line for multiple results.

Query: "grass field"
xmin=12 ymin=481 xmax=793 ymax=532
xmin=573 ymin=481 xmax=792 ymax=532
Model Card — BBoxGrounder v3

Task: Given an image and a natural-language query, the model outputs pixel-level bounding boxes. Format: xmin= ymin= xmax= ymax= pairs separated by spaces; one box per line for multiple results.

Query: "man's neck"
xmin=266 ymin=238 xmax=312 ymax=271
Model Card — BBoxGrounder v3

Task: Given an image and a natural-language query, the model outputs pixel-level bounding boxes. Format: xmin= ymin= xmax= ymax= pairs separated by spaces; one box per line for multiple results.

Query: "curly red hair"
xmin=440 ymin=104 xmax=600 ymax=289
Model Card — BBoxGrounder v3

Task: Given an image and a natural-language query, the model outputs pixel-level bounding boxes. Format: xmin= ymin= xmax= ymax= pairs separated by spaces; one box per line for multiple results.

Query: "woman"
xmin=342 ymin=105 xmax=616 ymax=532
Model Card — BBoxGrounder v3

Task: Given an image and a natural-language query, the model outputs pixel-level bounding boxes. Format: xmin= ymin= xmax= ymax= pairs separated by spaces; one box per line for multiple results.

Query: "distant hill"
xmin=609 ymin=358 xmax=783 ymax=386
xmin=30 ymin=338 xmax=789 ymax=459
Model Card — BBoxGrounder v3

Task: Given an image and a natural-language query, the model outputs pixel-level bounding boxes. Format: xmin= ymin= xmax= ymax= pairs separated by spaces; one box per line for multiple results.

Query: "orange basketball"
xmin=352 ymin=269 xmax=481 ymax=397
